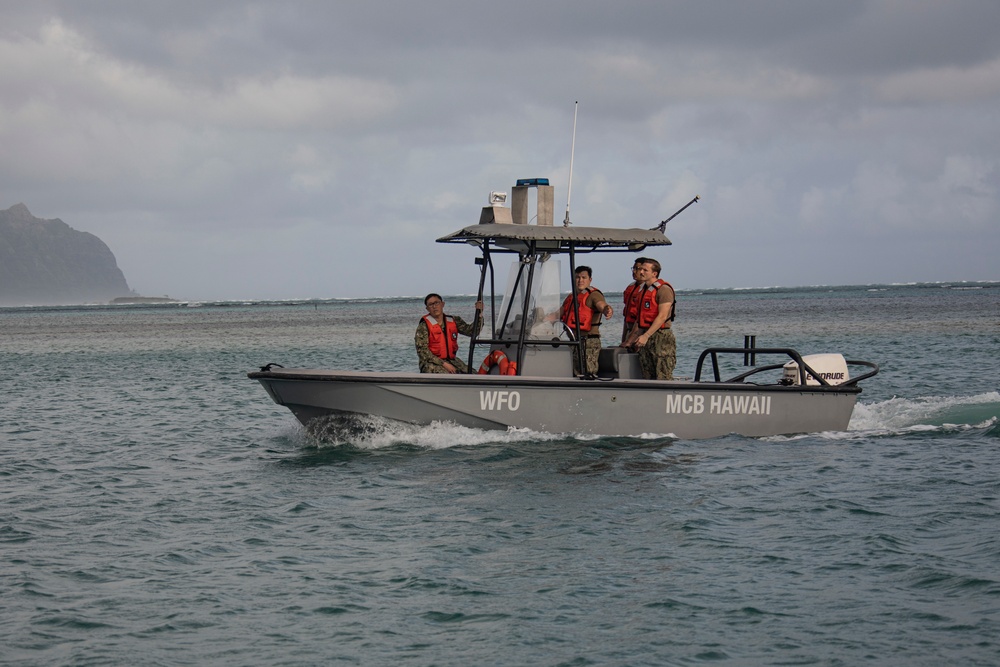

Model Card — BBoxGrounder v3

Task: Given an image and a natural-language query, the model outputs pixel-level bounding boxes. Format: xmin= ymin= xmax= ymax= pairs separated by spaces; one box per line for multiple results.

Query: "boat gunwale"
xmin=247 ymin=369 xmax=864 ymax=394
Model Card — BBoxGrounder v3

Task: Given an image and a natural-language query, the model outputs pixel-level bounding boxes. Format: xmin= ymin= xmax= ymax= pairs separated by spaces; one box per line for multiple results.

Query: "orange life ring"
xmin=477 ymin=349 xmax=518 ymax=376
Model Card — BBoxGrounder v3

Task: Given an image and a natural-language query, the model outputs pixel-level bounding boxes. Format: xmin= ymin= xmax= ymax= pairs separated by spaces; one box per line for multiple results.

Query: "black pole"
xmin=743 ymin=335 xmax=756 ymax=366
xmin=467 ymin=254 xmax=488 ymax=372
xmin=652 ymin=195 xmax=700 ymax=233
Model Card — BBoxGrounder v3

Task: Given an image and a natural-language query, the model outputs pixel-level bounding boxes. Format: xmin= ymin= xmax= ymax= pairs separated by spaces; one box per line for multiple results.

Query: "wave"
xmin=761 ymin=393 xmax=998 ymax=443
xmin=304 ymin=414 xmax=564 ymax=450
xmin=850 ymin=392 xmax=1000 ymax=431
xmin=766 ymin=392 xmax=1000 ymax=442
xmin=299 ymin=414 xmax=684 ymax=450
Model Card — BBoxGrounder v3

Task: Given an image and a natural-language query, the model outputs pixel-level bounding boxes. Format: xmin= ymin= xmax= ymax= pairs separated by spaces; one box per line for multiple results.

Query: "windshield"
xmin=496 ymin=255 xmax=568 ymax=341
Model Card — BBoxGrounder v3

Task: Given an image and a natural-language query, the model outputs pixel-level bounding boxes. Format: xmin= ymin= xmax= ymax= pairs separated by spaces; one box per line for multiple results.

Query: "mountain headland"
xmin=0 ymin=203 xmax=134 ymax=306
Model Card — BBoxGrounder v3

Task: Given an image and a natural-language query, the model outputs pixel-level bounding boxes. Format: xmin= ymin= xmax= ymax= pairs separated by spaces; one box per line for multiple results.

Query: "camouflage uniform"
xmin=415 ymin=315 xmax=482 ymax=373
xmin=638 ymin=327 xmax=676 ymax=380
xmin=574 ymin=334 xmax=603 ymax=376
xmin=561 ymin=287 xmax=609 ymax=376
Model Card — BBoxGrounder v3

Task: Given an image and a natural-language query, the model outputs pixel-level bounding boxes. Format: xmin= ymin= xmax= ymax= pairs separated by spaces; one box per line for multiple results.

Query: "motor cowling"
xmin=782 ymin=354 xmax=850 ymax=386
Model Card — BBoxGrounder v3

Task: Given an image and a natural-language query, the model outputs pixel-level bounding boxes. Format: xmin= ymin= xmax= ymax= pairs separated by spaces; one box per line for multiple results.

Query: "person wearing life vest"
xmin=623 ymin=258 xmax=677 ymax=380
xmin=559 ymin=266 xmax=613 ymax=376
xmin=415 ymin=293 xmax=484 ymax=373
xmin=621 ymin=257 xmax=649 ymax=344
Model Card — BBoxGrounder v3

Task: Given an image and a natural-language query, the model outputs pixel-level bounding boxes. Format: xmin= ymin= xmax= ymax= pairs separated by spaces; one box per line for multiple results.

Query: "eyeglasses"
xmin=425 ymin=300 xmax=443 ymax=307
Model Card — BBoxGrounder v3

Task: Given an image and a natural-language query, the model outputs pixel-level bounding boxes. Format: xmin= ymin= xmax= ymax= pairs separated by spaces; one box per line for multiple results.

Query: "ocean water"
xmin=1 ymin=283 xmax=999 ymax=666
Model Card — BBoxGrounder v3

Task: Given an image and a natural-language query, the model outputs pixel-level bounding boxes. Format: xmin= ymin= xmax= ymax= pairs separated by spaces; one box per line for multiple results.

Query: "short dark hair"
xmin=633 ymin=256 xmax=650 ymax=269
xmin=640 ymin=259 xmax=661 ymax=276
xmin=574 ymin=266 xmax=592 ymax=278
xmin=424 ymin=293 xmax=443 ymax=305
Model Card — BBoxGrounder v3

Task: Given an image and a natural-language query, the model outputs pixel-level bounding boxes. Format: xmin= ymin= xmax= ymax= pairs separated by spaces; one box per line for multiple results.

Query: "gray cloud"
xmin=1 ymin=0 xmax=997 ymax=300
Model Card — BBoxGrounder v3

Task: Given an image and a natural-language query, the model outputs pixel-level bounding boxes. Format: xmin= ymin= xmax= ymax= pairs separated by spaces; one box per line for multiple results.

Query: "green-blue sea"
xmin=2 ymin=282 xmax=999 ymax=666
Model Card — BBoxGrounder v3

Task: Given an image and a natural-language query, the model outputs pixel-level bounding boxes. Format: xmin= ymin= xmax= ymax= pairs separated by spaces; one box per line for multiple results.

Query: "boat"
xmin=249 ymin=178 xmax=878 ymax=439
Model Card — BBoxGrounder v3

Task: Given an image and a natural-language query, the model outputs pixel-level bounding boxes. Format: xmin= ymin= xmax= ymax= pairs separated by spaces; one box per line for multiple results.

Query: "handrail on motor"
xmin=695 ymin=347 xmax=813 ymax=384
xmin=694 ymin=347 xmax=879 ymax=387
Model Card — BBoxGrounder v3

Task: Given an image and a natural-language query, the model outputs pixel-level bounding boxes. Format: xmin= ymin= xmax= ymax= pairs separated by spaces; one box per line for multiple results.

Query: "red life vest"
xmin=623 ymin=281 xmax=643 ymax=325
xmin=560 ymin=287 xmax=598 ymax=333
xmin=636 ymin=279 xmax=675 ymax=329
xmin=422 ymin=315 xmax=459 ymax=360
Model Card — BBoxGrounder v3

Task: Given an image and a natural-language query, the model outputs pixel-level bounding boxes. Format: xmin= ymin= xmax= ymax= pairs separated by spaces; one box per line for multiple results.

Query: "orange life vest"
xmin=423 ymin=314 xmax=459 ymax=360
xmin=636 ymin=279 xmax=675 ymax=329
xmin=560 ymin=287 xmax=598 ymax=333
xmin=623 ymin=281 xmax=643 ymax=326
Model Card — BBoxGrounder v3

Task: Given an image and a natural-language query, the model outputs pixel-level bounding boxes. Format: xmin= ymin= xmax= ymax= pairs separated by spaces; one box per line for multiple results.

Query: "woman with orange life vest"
xmin=559 ymin=266 xmax=613 ymax=376
xmin=622 ymin=258 xmax=676 ymax=380
xmin=415 ymin=293 xmax=484 ymax=373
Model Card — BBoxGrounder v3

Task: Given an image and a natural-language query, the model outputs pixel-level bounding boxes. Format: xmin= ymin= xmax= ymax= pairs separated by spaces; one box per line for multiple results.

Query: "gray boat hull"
xmin=249 ymin=369 xmax=861 ymax=439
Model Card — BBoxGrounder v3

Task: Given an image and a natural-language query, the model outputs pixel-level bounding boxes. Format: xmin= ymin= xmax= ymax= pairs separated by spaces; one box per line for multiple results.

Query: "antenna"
xmin=563 ymin=101 xmax=578 ymax=227
xmin=651 ymin=195 xmax=701 ymax=233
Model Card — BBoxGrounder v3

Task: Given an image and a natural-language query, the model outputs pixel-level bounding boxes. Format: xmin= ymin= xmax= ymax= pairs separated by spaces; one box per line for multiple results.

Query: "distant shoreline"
xmin=110 ymin=296 xmax=180 ymax=304
xmin=0 ymin=281 xmax=994 ymax=310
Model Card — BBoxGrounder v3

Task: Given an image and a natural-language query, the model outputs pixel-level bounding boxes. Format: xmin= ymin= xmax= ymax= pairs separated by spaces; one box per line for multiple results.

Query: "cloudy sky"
xmin=2 ymin=1 xmax=998 ymax=300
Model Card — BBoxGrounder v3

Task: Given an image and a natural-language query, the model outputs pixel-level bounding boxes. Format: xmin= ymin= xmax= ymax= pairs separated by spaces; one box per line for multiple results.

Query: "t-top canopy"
xmin=436 ymin=223 xmax=672 ymax=251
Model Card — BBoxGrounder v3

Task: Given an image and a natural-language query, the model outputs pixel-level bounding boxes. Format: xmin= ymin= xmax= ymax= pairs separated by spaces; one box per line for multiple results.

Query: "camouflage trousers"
xmin=424 ymin=357 xmax=470 ymax=374
xmin=638 ymin=328 xmax=676 ymax=380
xmin=573 ymin=335 xmax=603 ymax=376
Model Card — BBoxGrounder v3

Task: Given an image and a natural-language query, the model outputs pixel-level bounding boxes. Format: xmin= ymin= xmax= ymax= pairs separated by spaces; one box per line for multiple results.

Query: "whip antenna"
xmin=651 ymin=195 xmax=700 ymax=233
xmin=563 ymin=101 xmax=578 ymax=227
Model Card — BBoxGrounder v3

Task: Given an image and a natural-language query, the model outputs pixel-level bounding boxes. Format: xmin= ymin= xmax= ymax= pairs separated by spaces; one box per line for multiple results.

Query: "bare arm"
xmin=588 ymin=290 xmax=613 ymax=320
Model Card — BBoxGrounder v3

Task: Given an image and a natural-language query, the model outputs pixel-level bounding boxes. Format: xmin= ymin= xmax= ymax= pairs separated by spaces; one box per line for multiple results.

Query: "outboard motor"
xmin=781 ymin=354 xmax=850 ymax=386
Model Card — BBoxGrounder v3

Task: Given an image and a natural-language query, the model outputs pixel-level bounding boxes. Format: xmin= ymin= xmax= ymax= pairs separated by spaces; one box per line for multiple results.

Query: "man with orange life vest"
xmin=560 ymin=266 xmax=613 ymax=376
xmin=415 ymin=293 xmax=484 ymax=373
xmin=622 ymin=258 xmax=676 ymax=380
xmin=621 ymin=257 xmax=650 ymax=344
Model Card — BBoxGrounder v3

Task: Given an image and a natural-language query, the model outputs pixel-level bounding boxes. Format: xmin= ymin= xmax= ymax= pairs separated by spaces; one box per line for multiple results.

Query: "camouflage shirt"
xmin=415 ymin=314 xmax=483 ymax=373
